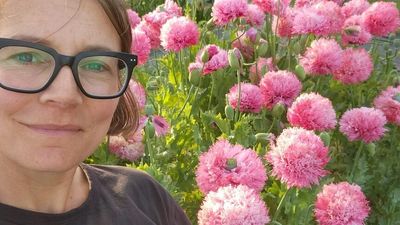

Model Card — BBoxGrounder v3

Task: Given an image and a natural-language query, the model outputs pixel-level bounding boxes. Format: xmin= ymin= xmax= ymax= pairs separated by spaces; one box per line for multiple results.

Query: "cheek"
xmin=86 ymin=100 xmax=119 ymax=131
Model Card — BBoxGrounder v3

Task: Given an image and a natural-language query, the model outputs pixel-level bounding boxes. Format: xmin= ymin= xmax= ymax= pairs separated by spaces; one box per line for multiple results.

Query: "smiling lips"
xmin=22 ymin=123 xmax=83 ymax=136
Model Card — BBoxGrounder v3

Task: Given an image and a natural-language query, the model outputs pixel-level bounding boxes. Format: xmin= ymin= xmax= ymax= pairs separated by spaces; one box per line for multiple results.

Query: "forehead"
xmin=0 ymin=0 xmax=121 ymax=52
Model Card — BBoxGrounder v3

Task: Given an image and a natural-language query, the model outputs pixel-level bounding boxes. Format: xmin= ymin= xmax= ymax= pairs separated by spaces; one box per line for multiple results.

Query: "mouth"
xmin=20 ymin=123 xmax=83 ymax=136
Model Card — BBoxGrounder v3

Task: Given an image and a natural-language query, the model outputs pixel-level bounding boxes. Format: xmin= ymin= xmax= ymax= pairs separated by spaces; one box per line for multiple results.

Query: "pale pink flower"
xmin=266 ymin=127 xmax=330 ymax=188
xmin=128 ymin=80 xmax=146 ymax=110
xmin=362 ymin=2 xmax=400 ymax=37
xmin=333 ymin=48 xmax=373 ymax=84
xmin=160 ymin=16 xmax=199 ymax=52
xmin=253 ymin=0 xmax=290 ymax=15
xmin=272 ymin=9 xmax=295 ymax=37
xmin=249 ymin=57 xmax=276 ymax=84
xmin=295 ymin=0 xmax=344 ymax=8
xmin=373 ymin=85 xmax=400 ymax=126
xmin=293 ymin=1 xmax=344 ymax=36
xmin=299 ymin=38 xmax=343 ymax=76
xmin=198 ymin=185 xmax=270 ymax=225
xmin=130 ymin=29 xmax=151 ymax=66
xmin=108 ymin=135 xmax=145 ymax=162
xmin=341 ymin=0 xmax=370 ymax=19
xmin=143 ymin=0 xmax=182 ymax=30
xmin=315 ymin=182 xmax=370 ymax=225
xmin=136 ymin=20 xmax=161 ymax=48
xmin=127 ymin=9 xmax=141 ymax=29
xmin=259 ymin=70 xmax=302 ymax=109
xmin=341 ymin=15 xmax=372 ymax=46
xmin=227 ymin=83 xmax=263 ymax=113
xmin=212 ymin=0 xmax=248 ymax=26
xmin=196 ymin=139 xmax=267 ymax=194
xmin=339 ymin=107 xmax=387 ymax=143
xmin=245 ymin=4 xmax=266 ymax=27
xmin=191 ymin=45 xmax=229 ymax=75
xmin=287 ymin=93 xmax=337 ymax=131
xmin=152 ymin=115 xmax=170 ymax=137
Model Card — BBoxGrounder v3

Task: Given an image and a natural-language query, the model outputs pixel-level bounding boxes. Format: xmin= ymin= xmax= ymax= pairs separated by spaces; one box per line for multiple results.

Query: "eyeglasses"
xmin=0 ymin=38 xmax=137 ymax=99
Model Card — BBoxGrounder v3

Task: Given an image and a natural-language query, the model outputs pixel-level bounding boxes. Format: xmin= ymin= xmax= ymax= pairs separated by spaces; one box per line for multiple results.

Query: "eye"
xmin=80 ymin=60 xmax=109 ymax=73
xmin=11 ymin=52 xmax=46 ymax=65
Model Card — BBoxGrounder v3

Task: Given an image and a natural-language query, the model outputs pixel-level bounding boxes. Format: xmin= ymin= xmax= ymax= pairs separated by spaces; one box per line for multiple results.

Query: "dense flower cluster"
xmin=198 ymin=185 xmax=270 ymax=225
xmin=196 ymin=139 xmax=267 ymax=194
xmin=266 ymin=127 xmax=330 ymax=188
xmin=211 ymin=0 xmax=248 ymax=26
xmin=315 ymin=182 xmax=370 ymax=225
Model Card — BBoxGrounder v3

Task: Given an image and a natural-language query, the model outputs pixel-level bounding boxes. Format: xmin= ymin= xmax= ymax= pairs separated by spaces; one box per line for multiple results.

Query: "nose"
xmin=39 ymin=66 xmax=83 ymax=107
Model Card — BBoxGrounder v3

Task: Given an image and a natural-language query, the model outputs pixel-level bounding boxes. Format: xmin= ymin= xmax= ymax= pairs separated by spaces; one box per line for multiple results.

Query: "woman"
xmin=0 ymin=0 xmax=191 ymax=224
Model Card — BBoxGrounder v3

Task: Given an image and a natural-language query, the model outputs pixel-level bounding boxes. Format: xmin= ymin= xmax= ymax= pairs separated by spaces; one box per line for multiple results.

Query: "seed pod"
xmin=225 ymin=105 xmax=235 ymax=121
xmin=256 ymin=39 xmax=268 ymax=57
xmin=295 ymin=65 xmax=306 ymax=81
xmin=225 ymin=158 xmax=237 ymax=170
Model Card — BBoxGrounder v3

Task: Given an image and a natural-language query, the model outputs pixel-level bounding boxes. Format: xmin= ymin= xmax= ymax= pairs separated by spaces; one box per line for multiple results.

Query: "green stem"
xmin=235 ymin=70 xmax=241 ymax=122
xmin=177 ymin=85 xmax=194 ymax=119
xmin=350 ymin=142 xmax=364 ymax=182
xmin=208 ymin=75 xmax=215 ymax=110
xmin=273 ymin=188 xmax=291 ymax=222
xmin=169 ymin=54 xmax=178 ymax=86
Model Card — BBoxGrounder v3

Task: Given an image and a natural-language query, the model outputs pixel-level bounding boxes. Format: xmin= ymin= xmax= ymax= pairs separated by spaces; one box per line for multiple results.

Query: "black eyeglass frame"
xmin=0 ymin=38 xmax=137 ymax=99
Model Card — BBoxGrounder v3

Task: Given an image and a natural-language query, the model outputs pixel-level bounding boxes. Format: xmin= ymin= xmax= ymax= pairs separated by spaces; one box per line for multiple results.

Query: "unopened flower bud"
xmin=146 ymin=80 xmax=159 ymax=91
xmin=319 ymin=132 xmax=331 ymax=147
xmin=255 ymin=133 xmax=270 ymax=144
xmin=145 ymin=122 xmax=155 ymax=138
xmin=145 ymin=104 xmax=155 ymax=116
xmin=393 ymin=39 xmax=400 ymax=48
xmin=206 ymin=19 xmax=215 ymax=30
xmin=200 ymin=50 xmax=209 ymax=63
xmin=225 ymin=105 xmax=235 ymax=121
xmin=228 ymin=48 xmax=241 ymax=70
xmin=366 ymin=143 xmax=376 ymax=156
xmin=189 ymin=69 xmax=201 ymax=86
xmin=256 ymin=39 xmax=268 ymax=57
xmin=295 ymin=65 xmax=306 ymax=81
xmin=344 ymin=26 xmax=360 ymax=36
xmin=226 ymin=158 xmax=237 ymax=170
xmin=393 ymin=93 xmax=400 ymax=103
xmin=272 ymin=102 xmax=285 ymax=118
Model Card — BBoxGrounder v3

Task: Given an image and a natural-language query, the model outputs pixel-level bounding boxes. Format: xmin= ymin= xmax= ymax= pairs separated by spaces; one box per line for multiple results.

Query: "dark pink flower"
xmin=136 ymin=20 xmax=161 ymax=48
xmin=272 ymin=9 xmax=295 ymax=37
xmin=287 ymin=92 xmax=337 ymax=131
xmin=212 ymin=0 xmax=248 ymax=26
xmin=266 ymin=127 xmax=330 ymax=188
xmin=196 ymin=139 xmax=267 ymax=194
xmin=339 ymin=107 xmax=387 ymax=143
xmin=333 ymin=48 xmax=373 ymax=84
xmin=341 ymin=0 xmax=370 ymax=19
xmin=245 ymin=4 xmax=265 ymax=27
xmin=362 ymin=2 xmax=400 ymax=37
xmin=130 ymin=29 xmax=151 ymax=65
xmin=128 ymin=80 xmax=146 ymax=110
xmin=315 ymin=182 xmax=370 ymax=225
xmin=299 ymin=38 xmax=343 ymax=76
xmin=152 ymin=115 xmax=170 ymax=137
xmin=198 ymin=185 xmax=270 ymax=225
xmin=341 ymin=15 xmax=372 ymax=46
xmin=259 ymin=70 xmax=302 ymax=109
xmin=373 ymin=85 xmax=400 ymax=126
xmin=249 ymin=57 xmax=276 ymax=84
xmin=127 ymin=9 xmax=141 ymax=29
xmin=227 ymin=83 xmax=263 ymax=113
xmin=160 ymin=16 xmax=199 ymax=52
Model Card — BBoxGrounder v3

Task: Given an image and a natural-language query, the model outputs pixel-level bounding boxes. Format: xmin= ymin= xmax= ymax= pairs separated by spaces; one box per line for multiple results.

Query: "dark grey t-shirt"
xmin=0 ymin=164 xmax=192 ymax=225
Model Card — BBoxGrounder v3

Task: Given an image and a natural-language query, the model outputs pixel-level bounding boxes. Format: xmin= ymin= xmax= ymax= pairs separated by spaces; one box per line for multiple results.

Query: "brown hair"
xmin=97 ymin=0 xmax=139 ymax=136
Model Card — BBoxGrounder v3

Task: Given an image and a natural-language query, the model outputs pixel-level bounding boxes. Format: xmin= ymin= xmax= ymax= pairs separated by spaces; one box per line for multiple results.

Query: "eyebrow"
xmin=9 ymin=34 xmax=117 ymax=52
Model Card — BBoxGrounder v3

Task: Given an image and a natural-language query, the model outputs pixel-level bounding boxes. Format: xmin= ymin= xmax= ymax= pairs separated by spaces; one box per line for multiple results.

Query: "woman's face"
xmin=0 ymin=0 xmax=121 ymax=172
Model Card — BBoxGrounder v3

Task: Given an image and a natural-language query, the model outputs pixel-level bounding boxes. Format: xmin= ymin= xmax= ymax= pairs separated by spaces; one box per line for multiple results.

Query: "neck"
xmin=0 ymin=158 xmax=89 ymax=214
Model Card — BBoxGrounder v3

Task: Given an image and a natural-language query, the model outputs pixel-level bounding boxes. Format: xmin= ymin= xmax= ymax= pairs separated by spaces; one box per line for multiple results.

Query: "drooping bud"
xmin=228 ymin=48 xmax=241 ymax=70
xmin=145 ymin=104 xmax=155 ymax=116
xmin=256 ymin=39 xmax=268 ymax=57
xmin=255 ymin=133 xmax=269 ymax=144
xmin=225 ymin=158 xmax=237 ymax=170
xmin=189 ymin=68 xmax=201 ymax=86
xmin=272 ymin=102 xmax=285 ymax=118
xmin=225 ymin=105 xmax=235 ymax=121
xmin=295 ymin=64 xmax=306 ymax=81
xmin=319 ymin=132 xmax=331 ymax=147
xmin=366 ymin=143 xmax=376 ymax=156
xmin=200 ymin=50 xmax=209 ymax=63
xmin=145 ymin=122 xmax=155 ymax=138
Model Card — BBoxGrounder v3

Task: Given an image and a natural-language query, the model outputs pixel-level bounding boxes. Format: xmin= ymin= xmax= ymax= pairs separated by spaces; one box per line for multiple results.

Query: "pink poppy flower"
xmin=136 ymin=20 xmax=161 ymax=48
xmin=190 ymin=45 xmax=229 ymax=75
xmin=143 ymin=0 xmax=182 ymax=30
xmin=108 ymin=135 xmax=145 ymax=162
xmin=196 ymin=139 xmax=267 ymax=194
xmin=373 ymin=85 xmax=400 ymax=126
xmin=127 ymin=9 xmax=141 ymax=29
xmin=341 ymin=0 xmax=370 ymax=19
xmin=259 ymin=70 xmax=302 ymax=109
xmin=362 ymin=2 xmax=400 ymax=37
xmin=211 ymin=0 xmax=248 ymax=26
xmin=272 ymin=8 xmax=296 ymax=37
xmin=333 ymin=48 xmax=373 ymax=84
xmin=231 ymin=28 xmax=259 ymax=61
xmin=245 ymin=4 xmax=265 ymax=27
xmin=315 ymin=182 xmax=370 ymax=225
xmin=160 ymin=16 xmax=199 ymax=52
xmin=151 ymin=115 xmax=170 ymax=137
xmin=287 ymin=92 xmax=337 ymax=131
xmin=339 ymin=107 xmax=387 ymax=143
xmin=130 ymin=29 xmax=151 ymax=65
xmin=128 ymin=80 xmax=146 ymax=111
xmin=341 ymin=15 xmax=372 ymax=46
xmin=198 ymin=185 xmax=270 ymax=225
xmin=253 ymin=0 xmax=290 ymax=15
xmin=266 ymin=127 xmax=330 ymax=188
xmin=227 ymin=83 xmax=263 ymax=113
xmin=299 ymin=38 xmax=343 ymax=76
xmin=249 ymin=57 xmax=276 ymax=84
